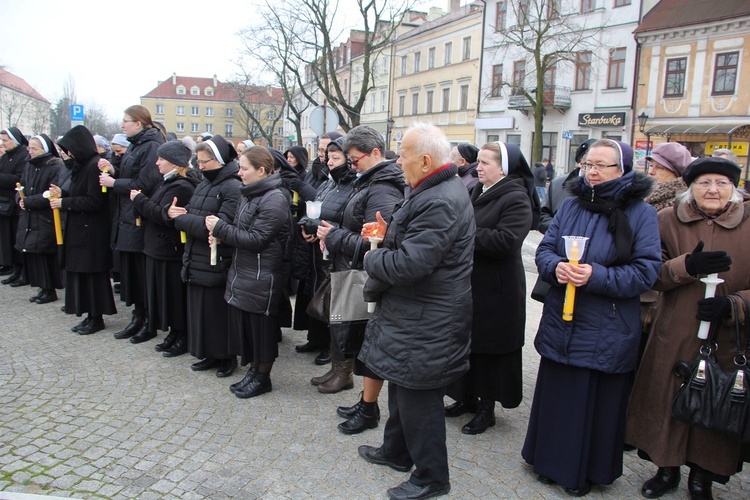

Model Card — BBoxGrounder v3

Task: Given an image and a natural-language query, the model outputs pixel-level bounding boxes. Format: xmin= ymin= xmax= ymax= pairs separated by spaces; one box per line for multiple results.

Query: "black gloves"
xmin=684 ymin=241 xmax=732 ymax=277
xmin=288 ymin=177 xmax=304 ymax=193
xmin=696 ymin=296 xmax=733 ymax=322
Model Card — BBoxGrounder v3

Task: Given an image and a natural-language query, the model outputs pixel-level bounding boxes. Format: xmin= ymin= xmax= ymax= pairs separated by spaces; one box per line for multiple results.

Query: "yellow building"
xmin=634 ymin=0 xmax=750 ymax=180
xmin=141 ymin=74 xmax=284 ymax=148
xmin=390 ymin=1 xmax=483 ymax=151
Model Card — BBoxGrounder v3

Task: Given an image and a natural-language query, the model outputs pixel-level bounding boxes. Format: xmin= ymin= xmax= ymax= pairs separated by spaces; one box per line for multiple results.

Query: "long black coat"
xmin=469 ymin=176 xmax=532 ymax=354
xmin=0 ymin=144 xmax=30 ymax=216
xmin=16 ymin=154 xmax=63 ymax=254
xmin=173 ymin=163 xmax=241 ymax=288
xmin=110 ymin=127 xmax=164 ymax=252
xmin=57 ymin=127 xmax=111 ymax=274
xmin=132 ymin=173 xmax=200 ymax=261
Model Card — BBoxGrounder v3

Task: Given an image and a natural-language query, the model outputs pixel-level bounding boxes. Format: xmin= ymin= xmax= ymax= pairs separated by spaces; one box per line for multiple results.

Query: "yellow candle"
xmin=562 ymin=240 xmax=580 ymax=322
xmin=101 ymin=169 xmax=109 ymax=193
xmin=43 ymin=190 xmax=63 ymax=245
xmin=180 ymin=231 xmax=187 ymax=243
xmin=15 ymin=183 xmax=24 ymax=200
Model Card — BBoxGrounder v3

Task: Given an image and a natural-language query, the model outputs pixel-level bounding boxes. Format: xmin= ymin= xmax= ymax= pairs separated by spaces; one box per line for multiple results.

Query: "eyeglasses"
xmin=196 ymin=158 xmax=216 ymax=166
xmin=694 ymin=179 xmax=733 ymax=189
xmin=349 ymin=152 xmax=370 ymax=167
xmin=122 ymin=119 xmax=137 ymax=124
xmin=581 ymin=162 xmax=619 ymax=172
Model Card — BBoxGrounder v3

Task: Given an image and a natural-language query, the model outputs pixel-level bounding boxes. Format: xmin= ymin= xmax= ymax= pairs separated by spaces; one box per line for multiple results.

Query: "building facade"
xmin=0 ymin=68 xmax=50 ymax=136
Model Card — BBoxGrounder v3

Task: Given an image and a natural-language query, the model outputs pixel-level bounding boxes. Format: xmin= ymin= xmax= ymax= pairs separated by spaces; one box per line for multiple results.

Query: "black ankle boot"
xmin=35 ymin=289 xmax=58 ymax=304
xmin=162 ymin=335 xmax=187 ymax=357
xmin=129 ymin=319 xmax=156 ymax=344
xmin=337 ymin=392 xmax=365 ymax=418
xmin=30 ymin=289 xmax=43 ymax=302
xmin=1 ymin=266 xmax=21 ymax=285
xmin=688 ymin=468 xmax=713 ymax=500
xmin=155 ymin=330 xmax=178 ymax=352
xmin=337 ymin=401 xmax=380 ymax=434
xmin=444 ymin=395 xmax=478 ymax=417
xmin=641 ymin=466 xmax=680 ymax=498
xmin=230 ymin=367 xmax=258 ymax=392
xmin=461 ymin=399 xmax=496 ymax=435
xmin=78 ymin=316 xmax=105 ymax=335
xmin=234 ymin=372 xmax=272 ymax=399
xmin=114 ymin=310 xmax=144 ymax=339
xmin=71 ymin=317 xmax=91 ymax=333
xmin=216 ymin=357 xmax=238 ymax=378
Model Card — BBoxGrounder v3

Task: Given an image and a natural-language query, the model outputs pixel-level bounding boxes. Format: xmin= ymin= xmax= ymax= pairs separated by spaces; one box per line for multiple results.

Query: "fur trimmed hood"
xmin=567 ymin=170 xmax=654 ymax=205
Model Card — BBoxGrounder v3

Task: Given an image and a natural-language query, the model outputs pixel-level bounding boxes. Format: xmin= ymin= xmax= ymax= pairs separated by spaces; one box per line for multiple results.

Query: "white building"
xmin=0 ymin=68 xmax=50 ymax=136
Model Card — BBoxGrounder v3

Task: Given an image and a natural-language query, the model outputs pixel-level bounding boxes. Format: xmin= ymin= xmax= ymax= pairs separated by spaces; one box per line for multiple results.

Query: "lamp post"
xmin=637 ymin=112 xmax=651 ymax=173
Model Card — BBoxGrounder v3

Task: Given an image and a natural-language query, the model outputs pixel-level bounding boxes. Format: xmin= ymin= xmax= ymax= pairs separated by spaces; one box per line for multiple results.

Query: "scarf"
xmin=691 ymin=200 xmax=731 ymax=220
xmin=577 ymin=191 xmax=633 ymax=266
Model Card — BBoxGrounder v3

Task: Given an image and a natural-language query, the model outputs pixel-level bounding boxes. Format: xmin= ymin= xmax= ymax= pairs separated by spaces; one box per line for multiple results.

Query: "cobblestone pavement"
xmin=1 ymin=233 xmax=749 ymax=499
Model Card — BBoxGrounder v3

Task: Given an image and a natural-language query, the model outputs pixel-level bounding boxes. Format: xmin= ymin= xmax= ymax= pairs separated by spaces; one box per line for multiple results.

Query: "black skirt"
xmin=64 ymin=271 xmax=116 ymax=317
xmin=446 ymin=350 xmax=523 ymax=408
xmin=186 ymin=283 xmax=231 ymax=360
xmin=521 ymin=358 xmax=633 ymax=490
xmin=0 ymin=215 xmax=19 ymax=266
xmin=145 ymin=256 xmax=187 ymax=333
xmin=228 ymin=305 xmax=279 ymax=366
xmin=118 ymin=250 xmax=146 ymax=307
xmin=24 ymin=252 xmax=63 ymax=290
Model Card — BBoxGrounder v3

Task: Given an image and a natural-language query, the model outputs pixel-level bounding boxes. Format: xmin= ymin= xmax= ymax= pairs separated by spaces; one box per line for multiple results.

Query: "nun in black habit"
xmin=0 ymin=126 xmax=31 ymax=284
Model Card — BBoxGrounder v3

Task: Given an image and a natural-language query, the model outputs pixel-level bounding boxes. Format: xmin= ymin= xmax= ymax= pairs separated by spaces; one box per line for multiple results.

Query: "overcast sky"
xmin=1 ymin=0 xmax=447 ymax=121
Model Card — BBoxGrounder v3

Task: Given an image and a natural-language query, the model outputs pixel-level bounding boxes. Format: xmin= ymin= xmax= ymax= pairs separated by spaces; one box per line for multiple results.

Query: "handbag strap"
xmin=349 ymin=236 xmax=365 ymax=270
xmin=732 ymin=293 xmax=750 ymax=355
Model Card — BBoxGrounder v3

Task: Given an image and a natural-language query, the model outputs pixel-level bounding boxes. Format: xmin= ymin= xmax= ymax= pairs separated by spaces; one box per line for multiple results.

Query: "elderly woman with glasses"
xmin=522 ymin=139 xmax=661 ymax=496
xmin=625 ymin=158 xmax=750 ymax=500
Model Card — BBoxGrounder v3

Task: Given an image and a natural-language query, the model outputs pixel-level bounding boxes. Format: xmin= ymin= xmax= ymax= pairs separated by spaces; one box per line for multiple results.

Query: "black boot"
xmin=641 ymin=467 xmax=680 ymax=498
xmin=337 ymin=391 xmax=365 ymax=418
xmin=35 ymin=289 xmax=58 ymax=304
xmin=230 ymin=367 xmax=258 ymax=392
xmin=337 ymin=400 xmax=380 ymax=434
xmin=9 ymin=272 xmax=28 ymax=287
xmin=191 ymin=358 xmax=220 ymax=371
xmin=216 ymin=357 xmax=238 ymax=378
xmin=129 ymin=319 xmax=156 ymax=344
xmin=30 ymin=289 xmax=43 ymax=302
xmin=234 ymin=372 xmax=272 ymax=399
xmin=0 ymin=265 xmax=13 ymax=275
xmin=154 ymin=330 xmax=178 ymax=352
xmin=314 ymin=350 xmax=331 ymax=365
xmin=688 ymin=468 xmax=713 ymax=500
xmin=78 ymin=316 xmax=105 ymax=335
xmin=445 ymin=395 xmax=478 ymax=417
xmin=461 ymin=399 xmax=496 ymax=435
xmin=71 ymin=317 xmax=92 ymax=333
xmin=1 ymin=266 xmax=21 ymax=285
xmin=162 ymin=335 xmax=187 ymax=357
xmin=114 ymin=310 xmax=144 ymax=339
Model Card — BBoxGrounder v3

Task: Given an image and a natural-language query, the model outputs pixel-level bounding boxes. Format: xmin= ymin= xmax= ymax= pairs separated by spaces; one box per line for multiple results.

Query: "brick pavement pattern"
xmin=1 ymin=234 xmax=749 ymax=498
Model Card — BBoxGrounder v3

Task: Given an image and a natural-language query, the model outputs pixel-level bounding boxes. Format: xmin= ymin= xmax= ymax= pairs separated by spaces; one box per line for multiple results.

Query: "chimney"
xmin=450 ymin=0 xmax=461 ymax=12
xmin=428 ymin=7 xmax=443 ymax=20
xmin=213 ymin=74 xmax=217 ymax=87
xmin=172 ymin=72 xmax=176 ymax=85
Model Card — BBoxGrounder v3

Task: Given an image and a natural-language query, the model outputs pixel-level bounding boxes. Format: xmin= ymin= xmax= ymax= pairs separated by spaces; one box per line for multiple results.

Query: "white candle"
xmin=697 ymin=273 xmax=724 ymax=339
xmin=210 ymin=239 xmax=218 ymax=266
xmin=367 ymin=237 xmax=382 ymax=313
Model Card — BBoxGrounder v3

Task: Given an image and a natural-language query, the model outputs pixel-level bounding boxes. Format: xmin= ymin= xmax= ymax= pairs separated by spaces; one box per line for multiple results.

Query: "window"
xmin=513 ymin=60 xmax=526 ymax=92
xmin=266 ymin=110 xmax=275 ymax=120
xmin=176 ymin=85 xmax=186 ymax=95
xmin=252 ymin=110 xmax=259 ymax=119
xmin=225 ymin=124 xmax=233 ymax=137
xmin=491 ymin=64 xmax=503 ymax=97
xmin=205 ymin=87 xmax=214 ymax=96
xmin=614 ymin=0 xmax=631 ymax=6
xmin=191 ymin=106 xmax=199 ymax=116
xmin=401 ymin=56 xmax=407 ymax=76
xmin=428 ymin=47 xmax=436 ymax=69
xmin=495 ymin=1 xmax=506 ymax=31
xmin=581 ymin=0 xmax=595 ymax=13
xmin=712 ymin=52 xmax=738 ymax=95
xmin=155 ymin=104 xmax=164 ymax=115
xmin=519 ymin=0 xmax=530 ymax=21
xmin=370 ymin=93 xmax=376 ymax=113
xmin=381 ymin=56 xmax=388 ymax=75
xmin=414 ymin=51 xmax=421 ymax=73
xmin=664 ymin=57 xmax=687 ymax=97
xmin=544 ymin=63 xmax=557 ymax=88
xmin=607 ymin=48 xmax=626 ymax=88
xmin=380 ymin=90 xmax=386 ymax=112
xmin=190 ymin=123 xmax=199 ymax=133
xmin=547 ymin=0 xmax=559 ymax=19
xmin=459 ymin=85 xmax=469 ymax=110
xmin=225 ymin=107 xmax=233 ymax=117
xmin=206 ymin=107 xmax=214 ymax=117
xmin=190 ymin=86 xmax=200 ymax=95
xmin=441 ymin=88 xmax=451 ymax=112
xmin=176 ymin=105 xmax=185 ymax=116
xmin=205 ymin=123 xmax=213 ymax=134
xmin=176 ymin=122 xmax=185 ymax=132
xmin=266 ymin=126 xmax=272 ymax=136
xmin=575 ymin=51 xmax=592 ymax=90
xmin=444 ymin=42 xmax=452 ymax=65
xmin=398 ymin=95 xmax=405 ymax=116
xmin=462 ymin=37 xmax=471 ymax=61
xmin=411 ymin=93 xmax=419 ymax=115
xmin=507 ymin=134 xmax=521 ymax=147
xmin=426 ymin=90 xmax=434 ymax=113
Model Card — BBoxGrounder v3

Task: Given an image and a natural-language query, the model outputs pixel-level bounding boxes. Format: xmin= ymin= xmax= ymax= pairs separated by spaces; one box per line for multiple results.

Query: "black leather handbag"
xmin=671 ymin=294 xmax=749 ymax=441
xmin=305 ymin=272 xmax=331 ymax=324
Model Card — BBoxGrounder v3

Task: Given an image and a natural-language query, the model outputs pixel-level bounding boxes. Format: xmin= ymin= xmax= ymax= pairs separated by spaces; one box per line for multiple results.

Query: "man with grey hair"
xmin=357 ymin=123 xmax=475 ymax=499
xmin=711 ymin=148 xmax=738 ymax=164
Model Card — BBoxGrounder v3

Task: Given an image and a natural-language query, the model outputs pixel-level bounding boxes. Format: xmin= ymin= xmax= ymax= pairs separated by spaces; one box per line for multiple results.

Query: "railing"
xmin=507 ymin=86 xmax=571 ymax=109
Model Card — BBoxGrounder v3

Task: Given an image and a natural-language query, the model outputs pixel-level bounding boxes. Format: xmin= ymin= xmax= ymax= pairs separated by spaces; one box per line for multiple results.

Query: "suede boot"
xmin=337 ymin=400 xmax=380 ymax=434
xmin=461 ymin=398 xmax=496 ymax=435
xmin=114 ymin=310 xmax=145 ymax=339
xmin=234 ymin=372 xmax=272 ymax=399
xmin=317 ymin=359 xmax=354 ymax=394
xmin=310 ymin=367 xmax=335 ymax=386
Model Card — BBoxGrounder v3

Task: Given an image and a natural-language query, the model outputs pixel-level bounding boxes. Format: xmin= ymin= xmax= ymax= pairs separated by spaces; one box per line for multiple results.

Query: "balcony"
xmin=507 ymin=85 xmax=571 ymax=112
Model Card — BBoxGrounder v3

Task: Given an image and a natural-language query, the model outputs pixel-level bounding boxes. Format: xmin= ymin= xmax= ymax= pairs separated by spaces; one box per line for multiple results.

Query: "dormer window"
xmin=176 ymin=85 xmax=186 ymax=95
xmin=205 ymin=87 xmax=214 ymax=96
xmin=190 ymin=86 xmax=200 ymax=95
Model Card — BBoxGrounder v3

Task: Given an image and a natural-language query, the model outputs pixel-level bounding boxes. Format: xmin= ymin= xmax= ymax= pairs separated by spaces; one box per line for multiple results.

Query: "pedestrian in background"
xmin=451 ymin=143 xmax=479 ymax=190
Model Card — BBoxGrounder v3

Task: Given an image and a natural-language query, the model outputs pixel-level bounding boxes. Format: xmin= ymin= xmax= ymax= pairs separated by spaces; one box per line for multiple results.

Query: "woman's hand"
xmin=47 ymin=184 xmax=61 ymax=198
xmin=301 ymin=227 xmax=317 ymax=243
xmin=99 ymin=172 xmax=115 ymax=188
xmin=98 ymin=158 xmax=112 ymax=173
xmin=361 ymin=211 xmax=387 ymax=241
xmin=49 ymin=197 xmax=62 ymax=209
xmin=18 ymin=199 xmax=24 ymax=210
xmin=317 ymin=220 xmax=334 ymax=244
xmin=129 ymin=189 xmax=142 ymax=201
xmin=167 ymin=197 xmax=187 ymax=219
xmin=556 ymin=262 xmax=593 ymax=286
xmin=205 ymin=215 xmax=219 ymax=233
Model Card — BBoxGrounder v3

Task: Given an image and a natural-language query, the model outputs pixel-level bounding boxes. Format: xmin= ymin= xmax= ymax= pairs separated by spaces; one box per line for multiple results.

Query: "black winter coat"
xmin=469 ymin=176 xmax=532 ymax=354
xmin=359 ymin=166 xmax=475 ymax=390
xmin=57 ymin=127 xmax=111 ymax=274
xmin=110 ymin=127 xmax=165 ymax=252
xmin=173 ymin=163 xmax=241 ymax=288
xmin=0 ymin=144 xmax=30 ymax=216
xmin=212 ymin=174 xmax=292 ymax=315
xmin=16 ymin=154 xmax=63 ymax=254
xmin=537 ymin=168 xmax=579 ymax=234
xmin=326 ymin=161 xmax=405 ymax=272
xmin=132 ymin=173 xmax=200 ymax=261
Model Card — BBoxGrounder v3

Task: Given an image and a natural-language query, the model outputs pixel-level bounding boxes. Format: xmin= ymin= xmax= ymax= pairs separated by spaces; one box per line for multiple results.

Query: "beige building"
xmin=390 ymin=1 xmax=483 ymax=151
xmin=0 ymin=68 xmax=50 ymax=135
xmin=634 ymin=0 xmax=750 ymax=180
xmin=141 ymin=74 xmax=284 ymax=148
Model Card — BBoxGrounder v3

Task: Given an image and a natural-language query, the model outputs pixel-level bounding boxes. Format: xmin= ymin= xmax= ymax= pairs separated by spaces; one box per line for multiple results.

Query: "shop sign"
xmin=705 ymin=141 xmax=748 ymax=156
xmin=578 ymin=112 xmax=626 ymax=127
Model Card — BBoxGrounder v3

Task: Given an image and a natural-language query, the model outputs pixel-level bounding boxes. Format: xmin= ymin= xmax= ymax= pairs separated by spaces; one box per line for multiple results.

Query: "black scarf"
xmin=576 ymin=192 xmax=633 ymax=267
xmin=201 ymin=168 xmax=221 ymax=182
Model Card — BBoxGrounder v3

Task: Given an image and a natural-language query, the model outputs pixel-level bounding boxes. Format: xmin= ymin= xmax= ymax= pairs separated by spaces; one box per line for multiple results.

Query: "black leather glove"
xmin=684 ymin=241 xmax=732 ymax=277
xmin=696 ymin=296 xmax=733 ymax=322
xmin=288 ymin=177 xmax=304 ymax=193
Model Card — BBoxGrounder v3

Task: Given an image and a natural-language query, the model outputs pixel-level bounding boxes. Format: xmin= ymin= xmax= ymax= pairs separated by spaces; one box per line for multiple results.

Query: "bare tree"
xmin=0 ymin=91 xmax=32 ymax=127
xmin=491 ymin=1 xmax=607 ymax=163
xmin=50 ymin=76 xmax=78 ymax=137
xmin=84 ymin=103 xmax=121 ymax=138
xmin=226 ymin=70 xmax=285 ymax=147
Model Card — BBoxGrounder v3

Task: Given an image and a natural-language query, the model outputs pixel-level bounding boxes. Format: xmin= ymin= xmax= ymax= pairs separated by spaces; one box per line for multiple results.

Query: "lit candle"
xmin=697 ymin=273 xmax=724 ymax=339
xmin=43 ymin=190 xmax=64 ymax=245
xmin=561 ymin=236 xmax=589 ymax=322
xmin=15 ymin=182 xmax=24 ymax=200
xmin=367 ymin=234 xmax=382 ymax=313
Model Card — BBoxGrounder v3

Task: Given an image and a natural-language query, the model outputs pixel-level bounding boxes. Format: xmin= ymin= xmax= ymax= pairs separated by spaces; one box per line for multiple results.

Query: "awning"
xmin=644 ymin=123 xmax=750 ymax=137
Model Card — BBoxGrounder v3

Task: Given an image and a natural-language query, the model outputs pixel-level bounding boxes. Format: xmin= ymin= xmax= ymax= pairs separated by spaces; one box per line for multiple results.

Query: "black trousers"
xmin=381 ymin=382 xmax=449 ymax=487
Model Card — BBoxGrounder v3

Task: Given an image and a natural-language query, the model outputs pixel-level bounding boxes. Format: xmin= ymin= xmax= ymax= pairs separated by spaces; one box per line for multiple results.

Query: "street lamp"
xmin=637 ymin=112 xmax=651 ymax=173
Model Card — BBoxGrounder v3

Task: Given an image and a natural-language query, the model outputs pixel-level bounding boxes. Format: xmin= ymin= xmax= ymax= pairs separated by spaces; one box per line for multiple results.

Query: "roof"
xmin=142 ymin=75 xmax=284 ymax=105
xmin=0 ymin=68 xmax=49 ymax=103
xmin=396 ymin=2 xmax=483 ymax=42
xmin=636 ymin=0 xmax=750 ymax=34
